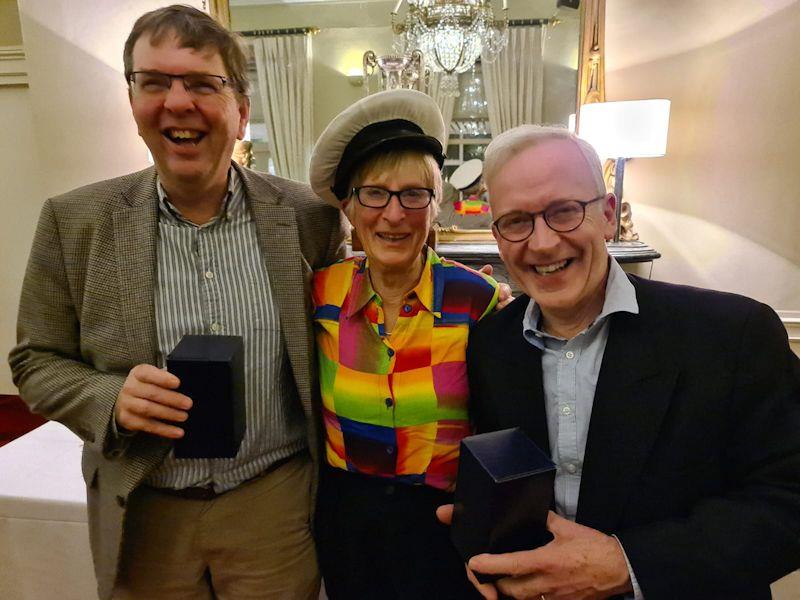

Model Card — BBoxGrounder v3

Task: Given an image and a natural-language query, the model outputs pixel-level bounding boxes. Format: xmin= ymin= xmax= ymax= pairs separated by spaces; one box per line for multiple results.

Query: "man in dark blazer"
xmin=442 ymin=125 xmax=800 ymax=599
xmin=9 ymin=6 xmax=346 ymax=599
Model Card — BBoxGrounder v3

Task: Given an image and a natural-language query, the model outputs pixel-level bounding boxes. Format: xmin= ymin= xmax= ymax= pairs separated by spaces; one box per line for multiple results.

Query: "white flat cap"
xmin=449 ymin=158 xmax=483 ymax=191
xmin=309 ymin=89 xmax=446 ymax=208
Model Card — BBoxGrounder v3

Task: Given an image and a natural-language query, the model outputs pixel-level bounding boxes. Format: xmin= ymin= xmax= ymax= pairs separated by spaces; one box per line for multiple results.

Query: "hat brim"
xmin=449 ymin=158 xmax=483 ymax=191
xmin=310 ymin=89 xmax=447 ymax=208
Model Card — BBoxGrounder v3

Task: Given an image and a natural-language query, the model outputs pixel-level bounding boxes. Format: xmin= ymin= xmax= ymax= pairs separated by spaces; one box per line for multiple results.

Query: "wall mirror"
xmin=211 ymin=0 xmax=605 ymax=257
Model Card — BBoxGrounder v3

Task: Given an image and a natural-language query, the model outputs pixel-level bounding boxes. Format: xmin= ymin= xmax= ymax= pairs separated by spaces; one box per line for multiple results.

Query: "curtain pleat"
xmin=252 ymin=35 xmax=313 ymax=181
xmin=483 ymin=26 xmax=545 ymax=136
xmin=427 ymin=73 xmax=457 ymax=151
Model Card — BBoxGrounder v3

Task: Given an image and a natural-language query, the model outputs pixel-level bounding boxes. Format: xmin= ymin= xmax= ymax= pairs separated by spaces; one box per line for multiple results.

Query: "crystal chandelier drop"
xmin=391 ymin=0 xmax=509 ymax=97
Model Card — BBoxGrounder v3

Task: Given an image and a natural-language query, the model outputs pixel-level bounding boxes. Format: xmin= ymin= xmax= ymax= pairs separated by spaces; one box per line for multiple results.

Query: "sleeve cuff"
xmin=612 ymin=534 xmax=644 ymax=600
xmin=105 ymin=415 xmax=135 ymax=457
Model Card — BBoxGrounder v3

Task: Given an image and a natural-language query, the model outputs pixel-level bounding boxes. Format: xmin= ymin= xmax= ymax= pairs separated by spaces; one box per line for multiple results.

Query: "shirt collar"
xmin=344 ymin=246 xmax=440 ymax=318
xmin=522 ymin=257 xmax=639 ymax=349
xmin=156 ymin=167 xmax=240 ymax=225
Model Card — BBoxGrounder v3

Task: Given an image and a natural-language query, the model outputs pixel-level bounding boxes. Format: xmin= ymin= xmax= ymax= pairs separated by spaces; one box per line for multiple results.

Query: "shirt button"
xmin=386 ymin=446 xmax=395 ymax=455
xmin=564 ymin=463 xmax=578 ymax=474
xmin=385 ymin=397 xmax=394 ymax=408
xmin=565 ymin=351 xmax=575 ymax=359
xmin=561 ymin=405 xmax=572 ymax=416
xmin=205 ymin=270 xmax=214 ymax=280
xmin=210 ymin=322 xmax=221 ymax=333
xmin=403 ymin=304 xmax=412 ymax=313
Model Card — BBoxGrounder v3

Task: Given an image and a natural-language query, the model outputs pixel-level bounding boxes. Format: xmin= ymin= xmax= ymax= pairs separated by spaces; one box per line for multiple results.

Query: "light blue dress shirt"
xmin=522 ymin=258 xmax=644 ymax=599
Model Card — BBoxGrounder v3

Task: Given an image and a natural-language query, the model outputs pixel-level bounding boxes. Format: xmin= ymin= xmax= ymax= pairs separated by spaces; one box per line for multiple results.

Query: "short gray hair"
xmin=483 ymin=125 xmax=606 ymax=196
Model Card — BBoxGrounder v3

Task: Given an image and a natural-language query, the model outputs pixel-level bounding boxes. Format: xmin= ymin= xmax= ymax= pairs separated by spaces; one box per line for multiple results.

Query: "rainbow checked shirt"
xmin=312 ymin=248 xmax=499 ymax=491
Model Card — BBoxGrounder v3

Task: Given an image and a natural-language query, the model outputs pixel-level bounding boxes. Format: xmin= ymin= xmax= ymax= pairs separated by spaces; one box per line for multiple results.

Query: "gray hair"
xmin=483 ymin=125 xmax=606 ymax=196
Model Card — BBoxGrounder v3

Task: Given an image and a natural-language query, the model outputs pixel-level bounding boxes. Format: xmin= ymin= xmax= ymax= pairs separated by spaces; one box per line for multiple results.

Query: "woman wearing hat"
xmin=309 ymin=89 xmax=498 ymax=598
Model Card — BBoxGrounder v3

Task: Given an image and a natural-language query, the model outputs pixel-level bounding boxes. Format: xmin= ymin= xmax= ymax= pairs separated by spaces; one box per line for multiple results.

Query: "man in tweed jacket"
xmin=9 ymin=6 xmax=345 ymax=599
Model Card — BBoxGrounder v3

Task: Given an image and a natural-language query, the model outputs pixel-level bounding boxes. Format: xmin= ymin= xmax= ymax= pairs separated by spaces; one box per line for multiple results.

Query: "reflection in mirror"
xmin=223 ymin=0 xmax=605 ymax=285
xmin=230 ymin=1 xmax=583 ymax=197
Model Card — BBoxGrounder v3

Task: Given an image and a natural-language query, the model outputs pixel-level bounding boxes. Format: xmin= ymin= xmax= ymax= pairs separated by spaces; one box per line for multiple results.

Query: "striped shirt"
xmin=312 ymin=248 xmax=499 ymax=491
xmin=146 ymin=169 xmax=307 ymax=493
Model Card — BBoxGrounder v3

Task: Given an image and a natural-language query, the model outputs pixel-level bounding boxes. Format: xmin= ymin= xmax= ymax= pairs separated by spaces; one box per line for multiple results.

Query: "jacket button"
xmin=116 ymin=495 xmax=126 ymax=507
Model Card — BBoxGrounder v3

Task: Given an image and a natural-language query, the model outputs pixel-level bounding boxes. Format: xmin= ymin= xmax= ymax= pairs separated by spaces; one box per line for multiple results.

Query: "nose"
xmin=380 ymin=194 xmax=406 ymax=222
xmin=163 ymin=77 xmax=195 ymax=112
xmin=526 ymin=214 xmax=560 ymax=252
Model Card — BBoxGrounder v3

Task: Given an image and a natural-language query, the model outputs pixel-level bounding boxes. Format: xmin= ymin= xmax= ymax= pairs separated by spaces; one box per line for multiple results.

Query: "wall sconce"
xmin=578 ymin=99 xmax=671 ymax=243
xmin=347 ymin=68 xmax=364 ymax=87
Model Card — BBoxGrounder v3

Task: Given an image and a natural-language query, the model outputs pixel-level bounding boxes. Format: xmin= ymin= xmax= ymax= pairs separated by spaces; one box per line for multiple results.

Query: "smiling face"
xmin=346 ymin=153 xmax=436 ymax=278
xmin=129 ymin=32 xmax=249 ymax=193
xmin=489 ymin=138 xmax=616 ymax=328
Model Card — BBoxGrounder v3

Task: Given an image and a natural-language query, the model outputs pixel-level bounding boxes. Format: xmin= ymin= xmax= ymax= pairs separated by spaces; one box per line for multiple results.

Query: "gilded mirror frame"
xmin=211 ymin=0 xmax=606 ymax=243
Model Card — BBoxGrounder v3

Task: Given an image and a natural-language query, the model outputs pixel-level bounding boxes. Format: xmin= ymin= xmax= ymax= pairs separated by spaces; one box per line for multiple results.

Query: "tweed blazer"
xmin=9 ymin=163 xmax=347 ymax=600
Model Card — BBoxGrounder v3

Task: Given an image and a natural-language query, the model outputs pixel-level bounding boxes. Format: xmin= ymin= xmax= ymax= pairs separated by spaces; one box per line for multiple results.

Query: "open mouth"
xmin=533 ymin=258 xmax=571 ymax=275
xmin=162 ymin=128 xmax=206 ymax=145
xmin=376 ymin=232 xmax=410 ymax=242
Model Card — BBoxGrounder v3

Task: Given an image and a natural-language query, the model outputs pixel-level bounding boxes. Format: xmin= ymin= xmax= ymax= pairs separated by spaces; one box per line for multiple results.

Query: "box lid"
xmin=463 ymin=427 xmax=556 ymax=483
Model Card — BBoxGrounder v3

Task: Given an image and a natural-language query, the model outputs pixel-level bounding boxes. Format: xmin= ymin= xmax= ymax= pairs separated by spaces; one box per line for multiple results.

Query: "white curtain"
xmin=252 ymin=35 xmax=313 ymax=181
xmin=482 ymin=26 xmax=546 ymax=136
xmin=427 ymin=73 xmax=457 ymax=151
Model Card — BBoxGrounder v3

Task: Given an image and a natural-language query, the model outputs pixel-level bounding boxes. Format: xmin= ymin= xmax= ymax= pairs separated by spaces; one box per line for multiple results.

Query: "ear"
xmin=237 ymin=96 xmax=251 ymax=140
xmin=491 ymin=225 xmax=506 ymax=262
xmin=341 ymin=199 xmax=355 ymax=227
xmin=601 ymin=193 xmax=617 ymax=241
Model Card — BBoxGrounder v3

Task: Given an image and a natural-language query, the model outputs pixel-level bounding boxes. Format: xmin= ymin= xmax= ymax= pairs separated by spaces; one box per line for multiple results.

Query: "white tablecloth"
xmin=0 ymin=421 xmax=97 ymax=600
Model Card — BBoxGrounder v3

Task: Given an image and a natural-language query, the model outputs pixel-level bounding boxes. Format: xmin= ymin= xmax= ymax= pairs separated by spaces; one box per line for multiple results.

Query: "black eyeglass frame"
xmin=351 ymin=186 xmax=435 ymax=210
xmin=492 ymin=195 xmax=608 ymax=242
xmin=127 ymin=71 xmax=233 ymax=95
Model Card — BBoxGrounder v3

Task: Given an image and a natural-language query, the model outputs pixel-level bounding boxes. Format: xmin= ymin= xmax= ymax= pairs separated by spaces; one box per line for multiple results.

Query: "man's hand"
xmin=477 ymin=264 xmax=514 ymax=309
xmin=114 ymin=364 xmax=192 ymax=439
xmin=468 ymin=511 xmax=633 ymax=600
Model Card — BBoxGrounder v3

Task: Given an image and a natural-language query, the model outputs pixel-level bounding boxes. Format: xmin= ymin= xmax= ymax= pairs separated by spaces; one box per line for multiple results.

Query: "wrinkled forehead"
xmin=492 ymin=138 xmax=601 ymax=199
xmin=132 ymin=30 xmax=225 ymax=71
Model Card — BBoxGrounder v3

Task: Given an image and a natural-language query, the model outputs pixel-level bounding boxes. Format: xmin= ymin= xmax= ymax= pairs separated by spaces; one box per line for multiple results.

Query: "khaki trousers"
xmin=114 ymin=454 xmax=319 ymax=600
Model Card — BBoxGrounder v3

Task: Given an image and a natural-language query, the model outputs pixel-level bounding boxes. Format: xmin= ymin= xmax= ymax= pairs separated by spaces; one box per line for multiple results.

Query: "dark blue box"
xmin=167 ymin=335 xmax=245 ymax=459
xmin=451 ymin=428 xmax=556 ymax=578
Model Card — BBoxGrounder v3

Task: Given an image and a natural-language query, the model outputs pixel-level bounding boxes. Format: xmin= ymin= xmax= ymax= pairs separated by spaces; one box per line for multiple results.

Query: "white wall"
xmin=606 ymin=0 xmax=800 ymax=313
xmin=0 ymin=0 xmax=204 ymax=393
xmin=0 ymin=84 xmax=41 ymax=393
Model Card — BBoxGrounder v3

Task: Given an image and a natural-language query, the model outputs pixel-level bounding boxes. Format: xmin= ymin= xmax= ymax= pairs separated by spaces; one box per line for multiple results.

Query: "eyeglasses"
xmin=492 ymin=195 xmax=606 ymax=242
xmin=128 ymin=71 xmax=233 ymax=97
xmin=352 ymin=186 xmax=434 ymax=210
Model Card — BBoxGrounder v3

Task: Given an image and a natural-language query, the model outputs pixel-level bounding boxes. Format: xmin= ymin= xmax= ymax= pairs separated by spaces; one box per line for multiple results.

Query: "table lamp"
xmin=578 ymin=99 xmax=670 ymax=242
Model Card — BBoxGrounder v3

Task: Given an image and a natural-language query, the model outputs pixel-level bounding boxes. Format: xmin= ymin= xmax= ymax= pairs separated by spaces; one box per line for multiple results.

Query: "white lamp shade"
xmin=578 ymin=99 xmax=670 ymax=159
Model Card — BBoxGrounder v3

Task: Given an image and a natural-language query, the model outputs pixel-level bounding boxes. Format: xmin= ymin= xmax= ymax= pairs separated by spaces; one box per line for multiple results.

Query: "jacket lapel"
xmin=113 ymin=168 xmax=173 ymax=487
xmin=237 ymin=166 xmax=315 ymax=417
xmin=576 ymin=304 xmax=677 ymax=532
xmin=113 ymin=169 xmax=159 ymax=367
xmin=485 ymin=299 xmax=551 ymax=454
xmin=504 ymin=324 xmax=551 ymax=454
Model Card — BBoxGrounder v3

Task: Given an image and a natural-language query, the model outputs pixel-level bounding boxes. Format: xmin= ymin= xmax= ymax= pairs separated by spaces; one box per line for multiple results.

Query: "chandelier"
xmin=391 ymin=0 xmax=509 ymax=97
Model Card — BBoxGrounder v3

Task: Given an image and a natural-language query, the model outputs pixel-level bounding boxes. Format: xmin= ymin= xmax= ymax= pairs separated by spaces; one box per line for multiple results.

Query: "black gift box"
xmin=167 ymin=335 xmax=245 ymax=459
xmin=451 ymin=427 xmax=556 ymax=579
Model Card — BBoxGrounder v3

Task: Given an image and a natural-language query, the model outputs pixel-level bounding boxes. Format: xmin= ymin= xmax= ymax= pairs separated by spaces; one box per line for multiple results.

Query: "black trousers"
xmin=315 ymin=467 xmax=480 ymax=600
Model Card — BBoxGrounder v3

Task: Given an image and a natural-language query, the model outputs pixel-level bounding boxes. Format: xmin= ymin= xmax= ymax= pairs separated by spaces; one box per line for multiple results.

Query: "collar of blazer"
xmin=118 ymin=162 xmax=287 ymax=209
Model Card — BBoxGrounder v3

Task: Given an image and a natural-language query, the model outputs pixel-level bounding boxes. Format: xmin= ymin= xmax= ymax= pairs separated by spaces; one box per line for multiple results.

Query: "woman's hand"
xmin=477 ymin=264 xmax=514 ymax=310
